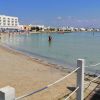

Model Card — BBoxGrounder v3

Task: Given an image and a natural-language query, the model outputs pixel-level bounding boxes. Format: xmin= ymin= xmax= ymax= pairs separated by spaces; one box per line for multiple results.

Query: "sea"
xmin=1 ymin=32 xmax=100 ymax=74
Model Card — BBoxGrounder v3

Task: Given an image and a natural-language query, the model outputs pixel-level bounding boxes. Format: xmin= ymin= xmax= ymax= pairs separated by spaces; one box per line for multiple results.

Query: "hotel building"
xmin=0 ymin=15 xmax=19 ymax=29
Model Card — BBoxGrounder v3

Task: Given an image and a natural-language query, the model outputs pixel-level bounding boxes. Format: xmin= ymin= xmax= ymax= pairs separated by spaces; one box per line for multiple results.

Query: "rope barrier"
xmin=84 ymin=74 xmax=100 ymax=85
xmin=15 ymin=86 xmax=48 ymax=100
xmin=48 ymin=67 xmax=80 ymax=87
xmin=85 ymin=62 xmax=100 ymax=67
xmin=16 ymin=67 xmax=80 ymax=100
xmin=64 ymin=74 xmax=100 ymax=100
xmin=64 ymin=87 xmax=79 ymax=100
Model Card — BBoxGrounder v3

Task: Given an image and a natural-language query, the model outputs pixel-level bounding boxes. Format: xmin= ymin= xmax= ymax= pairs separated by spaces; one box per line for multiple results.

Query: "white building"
xmin=18 ymin=25 xmax=24 ymax=30
xmin=0 ymin=15 xmax=19 ymax=29
xmin=29 ymin=24 xmax=45 ymax=31
xmin=80 ymin=28 xmax=86 ymax=31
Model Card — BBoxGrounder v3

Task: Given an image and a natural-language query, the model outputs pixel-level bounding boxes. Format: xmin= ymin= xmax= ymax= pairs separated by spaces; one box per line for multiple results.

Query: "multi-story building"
xmin=0 ymin=15 xmax=19 ymax=29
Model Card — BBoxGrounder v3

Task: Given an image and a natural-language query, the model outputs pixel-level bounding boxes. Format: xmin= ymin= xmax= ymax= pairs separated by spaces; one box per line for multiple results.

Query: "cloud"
xmin=57 ymin=16 xmax=62 ymax=20
xmin=54 ymin=16 xmax=100 ymax=27
xmin=77 ymin=20 xmax=82 ymax=22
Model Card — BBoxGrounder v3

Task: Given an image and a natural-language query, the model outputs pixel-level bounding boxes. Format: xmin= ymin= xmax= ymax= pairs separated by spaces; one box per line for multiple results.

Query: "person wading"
xmin=48 ymin=35 xmax=52 ymax=42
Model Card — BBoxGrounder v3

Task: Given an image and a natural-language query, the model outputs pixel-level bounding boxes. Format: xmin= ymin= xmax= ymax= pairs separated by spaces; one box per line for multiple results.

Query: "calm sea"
xmin=1 ymin=32 xmax=100 ymax=74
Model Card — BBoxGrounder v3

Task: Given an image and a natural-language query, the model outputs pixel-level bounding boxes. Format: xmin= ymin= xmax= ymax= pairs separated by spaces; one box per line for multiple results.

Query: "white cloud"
xmin=57 ymin=16 xmax=62 ymax=20
xmin=55 ymin=16 xmax=100 ymax=27
xmin=77 ymin=20 xmax=82 ymax=22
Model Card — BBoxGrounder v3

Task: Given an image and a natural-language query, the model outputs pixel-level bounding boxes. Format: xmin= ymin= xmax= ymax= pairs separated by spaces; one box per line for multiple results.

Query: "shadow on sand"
xmin=90 ymin=89 xmax=100 ymax=100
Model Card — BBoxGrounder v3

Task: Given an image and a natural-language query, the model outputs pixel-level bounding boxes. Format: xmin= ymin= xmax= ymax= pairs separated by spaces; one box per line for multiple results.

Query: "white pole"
xmin=0 ymin=86 xmax=15 ymax=100
xmin=76 ymin=59 xmax=85 ymax=100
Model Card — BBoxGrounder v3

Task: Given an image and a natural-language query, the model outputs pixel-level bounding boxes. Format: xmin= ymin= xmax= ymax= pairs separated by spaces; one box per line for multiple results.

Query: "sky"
xmin=0 ymin=0 xmax=100 ymax=27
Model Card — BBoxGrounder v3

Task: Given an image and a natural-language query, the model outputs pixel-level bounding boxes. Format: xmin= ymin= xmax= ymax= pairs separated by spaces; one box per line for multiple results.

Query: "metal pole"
xmin=76 ymin=59 xmax=85 ymax=100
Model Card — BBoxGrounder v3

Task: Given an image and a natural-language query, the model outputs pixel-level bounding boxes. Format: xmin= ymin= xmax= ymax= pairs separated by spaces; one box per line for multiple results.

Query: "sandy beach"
xmin=0 ymin=43 xmax=99 ymax=100
xmin=1 ymin=1 xmax=100 ymax=99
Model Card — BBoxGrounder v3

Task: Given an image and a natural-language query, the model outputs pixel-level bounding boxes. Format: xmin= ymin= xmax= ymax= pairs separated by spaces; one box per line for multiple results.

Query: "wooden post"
xmin=76 ymin=59 xmax=85 ymax=100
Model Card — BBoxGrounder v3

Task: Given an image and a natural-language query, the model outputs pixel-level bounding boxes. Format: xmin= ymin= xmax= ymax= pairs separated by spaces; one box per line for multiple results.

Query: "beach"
xmin=0 ymin=44 xmax=74 ymax=100
xmin=0 ymin=1 xmax=100 ymax=99
xmin=0 ymin=42 xmax=99 ymax=100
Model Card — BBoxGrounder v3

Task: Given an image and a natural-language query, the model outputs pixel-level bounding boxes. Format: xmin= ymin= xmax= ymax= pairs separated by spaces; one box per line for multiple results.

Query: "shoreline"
xmin=0 ymin=32 xmax=100 ymax=76
xmin=1 ymin=42 xmax=100 ymax=76
xmin=0 ymin=34 xmax=99 ymax=99
xmin=2 ymin=44 xmax=72 ymax=73
xmin=0 ymin=43 xmax=99 ymax=99
xmin=0 ymin=42 xmax=75 ymax=100
xmin=0 ymin=32 xmax=76 ymax=73
xmin=0 ymin=43 xmax=71 ymax=72
xmin=0 ymin=30 xmax=100 ymax=35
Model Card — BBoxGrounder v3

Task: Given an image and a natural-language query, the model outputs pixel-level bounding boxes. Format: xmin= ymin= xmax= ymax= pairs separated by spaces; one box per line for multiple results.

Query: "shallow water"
xmin=1 ymin=32 xmax=100 ymax=73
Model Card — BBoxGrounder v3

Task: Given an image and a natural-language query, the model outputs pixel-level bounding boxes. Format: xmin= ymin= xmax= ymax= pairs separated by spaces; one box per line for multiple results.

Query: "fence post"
xmin=76 ymin=59 xmax=85 ymax=100
xmin=0 ymin=86 xmax=15 ymax=100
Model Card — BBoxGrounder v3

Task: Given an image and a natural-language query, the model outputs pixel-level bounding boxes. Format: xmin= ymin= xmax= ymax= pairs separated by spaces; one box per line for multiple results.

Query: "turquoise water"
xmin=1 ymin=32 xmax=100 ymax=73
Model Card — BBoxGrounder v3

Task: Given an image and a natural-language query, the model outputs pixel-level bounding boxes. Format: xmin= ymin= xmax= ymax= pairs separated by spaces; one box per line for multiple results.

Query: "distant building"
xmin=0 ymin=15 xmax=19 ymax=29
xmin=23 ymin=25 xmax=32 ymax=31
xmin=65 ymin=26 xmax=74 ymax=32
xmin=69 ymin=27 xmax=74 ymax=32
xmin=86 ymin=28 xmax=93 ymax=32
xmin=18 ymin=25 xmax=24 ymax=30
xmin=29 ymin=25 xmax=45 ymax=31
xmin=95 ymin=29 xmax=100 ymax=32
xmin=80 ymin=28 xmax=86 ymax=31
xmin=74 ymin=28 xmax=79 ymax=31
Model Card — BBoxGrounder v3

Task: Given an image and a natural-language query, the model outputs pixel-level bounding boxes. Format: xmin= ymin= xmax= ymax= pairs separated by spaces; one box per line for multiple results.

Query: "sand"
xmin=0 ymin=44 xmax=99 ymax=100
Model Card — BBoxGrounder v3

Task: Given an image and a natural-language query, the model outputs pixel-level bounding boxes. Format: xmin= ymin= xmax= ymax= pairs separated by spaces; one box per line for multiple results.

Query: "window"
xmin=3 ymin=23 xmax=6 ymax=26
xmin=15 ymin=24 xmax=17 ymax=26
xmin=3 ymin=17 xmax=5 ymax=19
xmin=3 ymin=20 xmax=6 ymax=22
xmin=15 ymin=21 xmax=17 ymax=23
xmin=15 ymin=19 xmax=18 ymax=21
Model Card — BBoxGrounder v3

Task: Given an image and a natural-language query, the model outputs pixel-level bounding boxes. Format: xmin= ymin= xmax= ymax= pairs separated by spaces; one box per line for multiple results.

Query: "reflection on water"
xmin=48 ymin=40 xmax=52 ymax=47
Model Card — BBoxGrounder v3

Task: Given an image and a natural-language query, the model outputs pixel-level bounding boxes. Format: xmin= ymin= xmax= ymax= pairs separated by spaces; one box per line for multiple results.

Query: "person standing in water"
xmin=48 ymin=35 xmax=52 ymax=42
xmin=48 ymin=35 xmax=52 ymax=47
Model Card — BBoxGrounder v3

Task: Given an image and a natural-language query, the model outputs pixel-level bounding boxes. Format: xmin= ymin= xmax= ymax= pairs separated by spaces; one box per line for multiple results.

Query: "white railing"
xmin=0 ymin=59 xmax=100 ymax=100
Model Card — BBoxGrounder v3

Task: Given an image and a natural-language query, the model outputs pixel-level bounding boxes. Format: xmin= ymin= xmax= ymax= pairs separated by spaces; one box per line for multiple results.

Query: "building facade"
xmin=0 ymin=15 xmax=19 ymax=29
xmin=23 ymin=25 xmax=32 ymax=31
